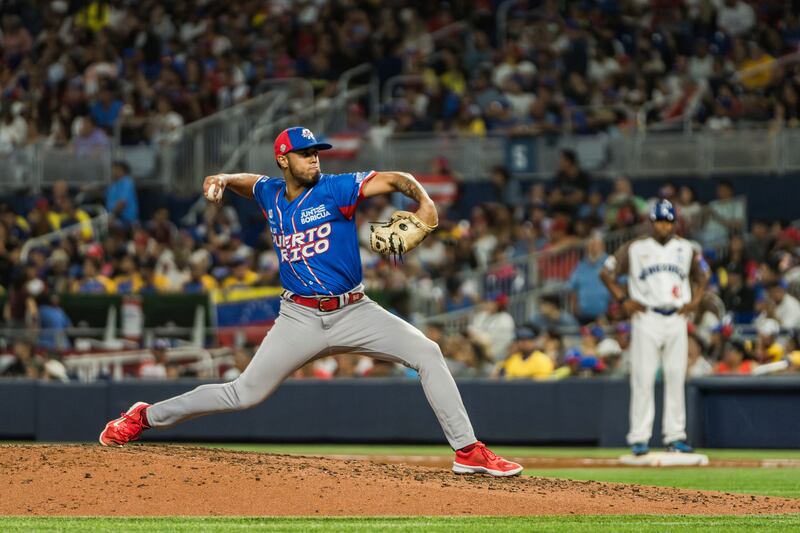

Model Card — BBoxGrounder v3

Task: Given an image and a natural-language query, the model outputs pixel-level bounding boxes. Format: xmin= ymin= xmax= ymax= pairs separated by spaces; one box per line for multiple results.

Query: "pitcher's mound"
xmin=619 ymin=452 xmax=710 ymax=467
xmin=1 ymin=445 xmax=797 ymax=516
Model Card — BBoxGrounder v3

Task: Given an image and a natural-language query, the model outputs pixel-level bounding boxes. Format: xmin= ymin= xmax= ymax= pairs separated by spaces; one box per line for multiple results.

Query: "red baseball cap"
xmin=274 ymin=127 xmax=333 ymax=158
xmin=86 ymin=243 xmax=104 ymax=259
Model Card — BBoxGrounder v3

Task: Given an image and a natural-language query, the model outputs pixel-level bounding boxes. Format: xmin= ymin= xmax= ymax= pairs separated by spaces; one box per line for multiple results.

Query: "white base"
xmin=619 ymin=451 xmax=709 ymax=467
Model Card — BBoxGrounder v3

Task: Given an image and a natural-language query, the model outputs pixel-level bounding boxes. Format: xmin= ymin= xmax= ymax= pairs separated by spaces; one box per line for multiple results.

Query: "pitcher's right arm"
xmin=203 ymin=173 xmax=262 ymax=201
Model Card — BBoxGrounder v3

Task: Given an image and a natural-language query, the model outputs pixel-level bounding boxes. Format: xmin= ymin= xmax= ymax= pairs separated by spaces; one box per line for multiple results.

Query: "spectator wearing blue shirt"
xmin=444 ymin=277 xmax=477 ymax=313
xmin=37 ymin=294 xmax=72 ymax=350
xmin=90 ymin=86 xmax=123 ymax=131
xmin=568 ymin=234 xmax=611 ymax=324
xmin=106 ymin=161 xmax=139 ymax=225
xmin=530 ymin=294 xmax=579 ymax=332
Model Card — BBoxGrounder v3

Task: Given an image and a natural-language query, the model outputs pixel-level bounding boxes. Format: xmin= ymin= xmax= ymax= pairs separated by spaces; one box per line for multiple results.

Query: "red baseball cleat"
xmin=452 ymin=441 xmax=523 ymax=477
xmin=99 ymin=402 xmax=151 ymax=447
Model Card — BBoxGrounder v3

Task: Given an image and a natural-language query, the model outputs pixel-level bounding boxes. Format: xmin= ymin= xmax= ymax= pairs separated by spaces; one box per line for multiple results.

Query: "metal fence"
xmin=157 ymin=89 xmax=290 ymax=192
xmin=0 ymin=79 xmax=317 ymax=193
xmin=0 ymin=144 xmax=111 ymax=191
xmin=63 ymin=345 xmax=231 ymax=382
xmin=160 ymin=67 xmax=377 ymax=190
xmin=415 ymin=286 xmax=547 ymax=335
xmin=327 ymin=128 xmax=800 ymax=181
xmin=0 ymin=145 xmax=36 ymax=188
xmin=4 ymin=123 xmax=800 ymax=192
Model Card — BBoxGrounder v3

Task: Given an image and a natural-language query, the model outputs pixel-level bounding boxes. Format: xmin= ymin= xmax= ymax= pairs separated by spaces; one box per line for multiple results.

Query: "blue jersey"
xmin=253 ymin=171 xmax=376 ymax=296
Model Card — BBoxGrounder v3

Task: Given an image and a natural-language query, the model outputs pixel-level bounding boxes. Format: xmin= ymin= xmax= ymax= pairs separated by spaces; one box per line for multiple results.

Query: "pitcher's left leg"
xmin=328 ymin=298 xmax=521 ymax=476
xmin=661 ymin=315 xmax=689 ymax=444
xmin=328 ymin=299 xmax=476 ymax=449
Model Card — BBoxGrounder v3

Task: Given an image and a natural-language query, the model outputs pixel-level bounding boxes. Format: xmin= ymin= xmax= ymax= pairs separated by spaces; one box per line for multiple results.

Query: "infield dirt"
xmin=2 ymin=444 xmax=799 ymax=516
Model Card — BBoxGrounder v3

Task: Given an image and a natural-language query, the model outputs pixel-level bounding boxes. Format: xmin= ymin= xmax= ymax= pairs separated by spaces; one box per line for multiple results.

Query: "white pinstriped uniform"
xmin=605 ymin=236 xmax=694 ymax=445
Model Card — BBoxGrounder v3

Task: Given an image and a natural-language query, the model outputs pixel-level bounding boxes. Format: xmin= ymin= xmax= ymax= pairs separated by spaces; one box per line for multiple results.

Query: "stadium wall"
xmin=3 ymin=378 xmax=799 ymax=448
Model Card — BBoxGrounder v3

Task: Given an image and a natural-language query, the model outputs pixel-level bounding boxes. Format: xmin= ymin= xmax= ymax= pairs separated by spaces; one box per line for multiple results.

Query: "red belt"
xmin=287 ymin=291 xmax=364 ymax=312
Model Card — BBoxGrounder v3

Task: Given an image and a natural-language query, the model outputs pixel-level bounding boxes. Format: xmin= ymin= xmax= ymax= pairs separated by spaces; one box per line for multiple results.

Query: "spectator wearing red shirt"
xmin=715 ymin=339 xmax=756 ymax=375
xmin=538 ymin=218 xmax=580 ymax=282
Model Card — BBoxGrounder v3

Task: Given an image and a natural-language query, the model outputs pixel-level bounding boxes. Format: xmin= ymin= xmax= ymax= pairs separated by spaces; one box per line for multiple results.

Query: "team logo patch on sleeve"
xmin=300 ymin=204 xmax=332 ymax=224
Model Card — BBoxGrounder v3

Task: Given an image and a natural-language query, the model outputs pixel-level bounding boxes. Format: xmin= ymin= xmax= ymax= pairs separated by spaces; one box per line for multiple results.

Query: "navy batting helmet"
xmin=650 ymin=199 xmax=676 ymax=222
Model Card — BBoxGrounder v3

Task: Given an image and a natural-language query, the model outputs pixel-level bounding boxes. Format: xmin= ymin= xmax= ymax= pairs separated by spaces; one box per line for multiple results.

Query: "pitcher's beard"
xmin=300 ymin=172 xmax=321 ymax=186
xmin=289 ymin=164 xmax=321 ymax=187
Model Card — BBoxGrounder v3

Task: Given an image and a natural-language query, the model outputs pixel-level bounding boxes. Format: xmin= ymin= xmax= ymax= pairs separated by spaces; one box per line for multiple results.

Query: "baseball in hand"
xmin=206 ymin=180 xmax=223 ymax=202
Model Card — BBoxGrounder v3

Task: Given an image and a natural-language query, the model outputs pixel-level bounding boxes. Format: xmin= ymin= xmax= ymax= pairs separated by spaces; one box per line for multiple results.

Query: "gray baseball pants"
xmin=146 ymin=294 xmax=477 ymax=450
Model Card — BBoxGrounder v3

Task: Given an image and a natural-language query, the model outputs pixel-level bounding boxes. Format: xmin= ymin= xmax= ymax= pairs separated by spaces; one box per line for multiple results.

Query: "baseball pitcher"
xmin=600 ymin=199 xmax=709 ymax=456
xmin=100 ymin=126 xmax=522 ymax=477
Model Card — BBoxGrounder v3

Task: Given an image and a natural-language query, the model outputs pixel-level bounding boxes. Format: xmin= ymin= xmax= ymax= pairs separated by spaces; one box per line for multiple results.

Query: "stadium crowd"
xmin=2 ymin=0 xmax=800 ymax=380
xmin=2 ymin=0 xmax=800 ymax=156
xmin=379 ymin=0 xmax=800 ymax=136
xmin=1 ymin=155 xmax=800 ymax=380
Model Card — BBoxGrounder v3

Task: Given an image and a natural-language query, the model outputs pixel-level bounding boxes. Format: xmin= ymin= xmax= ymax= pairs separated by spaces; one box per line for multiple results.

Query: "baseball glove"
xmin=369 ymin=210 xmax=437 ymax=258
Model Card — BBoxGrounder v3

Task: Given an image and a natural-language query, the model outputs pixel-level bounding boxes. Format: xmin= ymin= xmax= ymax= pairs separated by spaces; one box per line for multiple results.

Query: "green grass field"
xmin=3 ymin=444 xmax=799 ymax=532
xmin=3 ymin=516 xmax=800 ymax=532
xmin=199 ymin=442 xmax=800 ymax=461
xmin=525 ymin=467 xmax=800 ymax=498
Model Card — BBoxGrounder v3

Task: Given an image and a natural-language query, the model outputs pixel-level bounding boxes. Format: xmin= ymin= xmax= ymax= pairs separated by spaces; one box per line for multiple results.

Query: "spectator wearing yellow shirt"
xmin=74 ymin=0 xmax=110 ymax=33
xmin=493 ymin=327 xmax=554 ymax=380
xmin=753 ymin=318 xmax=785 ymax=363
xmin=222 ymin=257 xmax=258 ymax=289
xmin=454 ymin=102 xmax=487 ymax=137
xmin=425 ymin=49 xmax=467 ymax=97
xmin=788 ymin=351 xmax=800 ymax=372
xmin=57 ymin=197 xmax=93 ymax=240
xmin=139 ymin=258 xmax=171 ymax=294
xmin=113 ymin=254 xmax=143 ymax=294
xmin=72 ymin=258 xmax=116 ymax=294
xmin=183 ymin=258 xmax=218 ymax=293
xmin=738 ymin=42 xmax=774 ymax=91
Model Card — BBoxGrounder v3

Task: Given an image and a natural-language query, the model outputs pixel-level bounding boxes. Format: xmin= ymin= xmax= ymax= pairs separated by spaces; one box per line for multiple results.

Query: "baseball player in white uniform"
xmin=600 ymin=199 xmax=709 ymax=455
xmin=98 ymin=126 xmax=523 ymax=477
